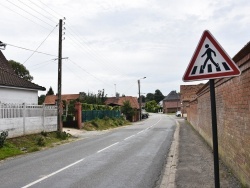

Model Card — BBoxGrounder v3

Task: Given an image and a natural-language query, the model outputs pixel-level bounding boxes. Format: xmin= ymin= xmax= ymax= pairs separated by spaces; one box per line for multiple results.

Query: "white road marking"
xmin=97 ymin=142 xmax=119 ymax=153
xmin=22 ymin=158 xmax=85 ymax=188
xmin=124 ymin=135 xmax=135 ymax=140
xmin=137 ymin=130 xmax=145 ymax=134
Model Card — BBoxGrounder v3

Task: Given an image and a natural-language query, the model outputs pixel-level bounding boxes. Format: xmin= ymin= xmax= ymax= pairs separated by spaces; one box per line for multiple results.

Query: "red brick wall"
xmin=187 ymin=44 xmax=250 ymax=186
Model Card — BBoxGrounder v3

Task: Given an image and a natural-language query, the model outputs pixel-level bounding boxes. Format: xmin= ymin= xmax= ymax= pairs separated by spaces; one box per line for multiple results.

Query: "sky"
xmin=0 ymin=0 xmax=250 ymax=97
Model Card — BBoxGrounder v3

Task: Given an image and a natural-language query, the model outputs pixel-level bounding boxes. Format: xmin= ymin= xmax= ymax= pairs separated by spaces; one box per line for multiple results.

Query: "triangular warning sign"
xmin=183 ymin=30 xmax=241 ymax=82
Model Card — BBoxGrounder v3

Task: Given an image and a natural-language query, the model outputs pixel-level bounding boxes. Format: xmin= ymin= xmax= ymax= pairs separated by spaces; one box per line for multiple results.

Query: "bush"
xmin=0 ymin=131 xmax=8 ymax=148
xmin=36 ymin=136 xmax=46 ymax=147
xmin=56 ymin=131 xmax=70 ymax=140
xmin=41 ymin=131 xmax=48 ymax=137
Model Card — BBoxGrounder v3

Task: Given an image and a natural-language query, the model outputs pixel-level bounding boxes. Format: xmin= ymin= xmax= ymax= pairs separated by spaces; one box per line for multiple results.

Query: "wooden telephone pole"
xmin=57 ymin=19 xmax=63 ymax=132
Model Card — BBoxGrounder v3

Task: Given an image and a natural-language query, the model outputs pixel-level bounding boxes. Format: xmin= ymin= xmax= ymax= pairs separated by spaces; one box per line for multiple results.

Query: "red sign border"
xmin=183 ymin=30 xmax=241 ymax=81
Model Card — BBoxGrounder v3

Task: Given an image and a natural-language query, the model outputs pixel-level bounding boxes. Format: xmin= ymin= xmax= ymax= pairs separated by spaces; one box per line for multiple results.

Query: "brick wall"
xmin=185 ymin=42 xmax=250 ymax=186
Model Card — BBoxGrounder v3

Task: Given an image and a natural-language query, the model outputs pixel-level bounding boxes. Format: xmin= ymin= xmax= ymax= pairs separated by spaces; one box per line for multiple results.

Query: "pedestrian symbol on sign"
xmin=201 ymin=44 xmax=219 ymax=70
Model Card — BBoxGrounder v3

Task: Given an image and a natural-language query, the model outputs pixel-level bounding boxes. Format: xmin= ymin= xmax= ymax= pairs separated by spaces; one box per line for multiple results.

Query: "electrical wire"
xmin=17 ymin=0 xmax=57 ymax=25
xmin=68 ymin=58 xmax=114 ymax=88
xmin=23 ymin=24 xmax=58 ymax=64
xmin=0 ymin=2 xmax=51 ymax=30
xmin=6 ymin=0 xmax=54 ymax=27
xmin=27 ymin=0 xmax=60 ymax=22
xmin=5 ymin=43 xmax=57 ymax=57
xmin=38 ymin=0 xmax=64 ymax=19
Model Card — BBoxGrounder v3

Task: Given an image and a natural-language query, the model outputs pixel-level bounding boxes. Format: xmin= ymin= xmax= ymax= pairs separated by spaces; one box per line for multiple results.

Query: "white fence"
xmin=0 ymin=103 xmax=57 ymax=138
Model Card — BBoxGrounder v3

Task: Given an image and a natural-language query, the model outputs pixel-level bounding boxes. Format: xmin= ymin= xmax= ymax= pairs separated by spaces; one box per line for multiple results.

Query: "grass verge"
xmin=0 ymin=131 xmax=71 ymax=160
xmin=83 ymin=117 xmax=130 ymax=131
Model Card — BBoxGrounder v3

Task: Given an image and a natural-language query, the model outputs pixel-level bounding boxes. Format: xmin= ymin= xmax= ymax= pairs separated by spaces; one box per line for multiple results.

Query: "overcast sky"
xmin=1 ymin=0 xmax=249 ymax=97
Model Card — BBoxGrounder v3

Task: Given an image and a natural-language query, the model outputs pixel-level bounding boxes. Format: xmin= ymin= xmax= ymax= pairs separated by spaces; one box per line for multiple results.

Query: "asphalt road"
xmin=0 ymin=113 xmax=175 ymax=188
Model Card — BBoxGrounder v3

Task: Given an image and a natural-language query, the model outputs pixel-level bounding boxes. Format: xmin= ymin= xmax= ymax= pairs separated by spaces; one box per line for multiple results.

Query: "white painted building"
xmin=0 ymin=50 xmax=45 ymax=104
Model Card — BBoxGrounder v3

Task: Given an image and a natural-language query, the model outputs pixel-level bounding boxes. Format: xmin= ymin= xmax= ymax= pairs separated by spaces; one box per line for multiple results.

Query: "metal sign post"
xmin=209 ymin=79 xmax=220 ymax=188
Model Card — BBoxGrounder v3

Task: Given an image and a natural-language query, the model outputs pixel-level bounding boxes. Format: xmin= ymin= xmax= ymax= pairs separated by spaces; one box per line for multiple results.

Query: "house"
xmin=105 ymin=96 xmax=140 ymax=122
xmin=0 ymin=51 xmax=46 ymax=104
xmin=163 ymin=90 xmax=180 ymax=113
xmin=44 ymin=94 xmax=80 ymax=105
xmin=44 ymin=94 xmax=80 ymax=116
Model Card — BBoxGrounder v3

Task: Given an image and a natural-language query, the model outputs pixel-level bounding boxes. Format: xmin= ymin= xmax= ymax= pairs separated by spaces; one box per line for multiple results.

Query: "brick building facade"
xmin=182 ymin=42 xmax=250 ymax=186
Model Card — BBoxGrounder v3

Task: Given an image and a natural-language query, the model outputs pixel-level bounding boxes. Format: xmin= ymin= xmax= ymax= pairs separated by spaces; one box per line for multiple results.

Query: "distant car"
xmin=175 ymin=111 xmax=182 ymax=117
xmin=141 ymin=110 xmax=149 ymax=119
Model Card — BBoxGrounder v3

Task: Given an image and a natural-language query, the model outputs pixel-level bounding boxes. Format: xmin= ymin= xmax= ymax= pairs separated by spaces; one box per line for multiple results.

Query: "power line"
xmin=0 ymin=2 xmax=51 ymax=30
xmin=38 ymin=0 xmax=64 ymax=19
xmin=27 ymin=0 xmax=60 ymax=22
xmin=68 ymin=58 xmax=113 ymax=88
xmin=6 ymin=0 xmax=54 ymax=27
xmin=17 ymin=0 xmax=57 ymax=25
xmin=23 ymin=24 xmax=58 ymax=64
xmin=5 ymin=43 xmax=57 ymax=57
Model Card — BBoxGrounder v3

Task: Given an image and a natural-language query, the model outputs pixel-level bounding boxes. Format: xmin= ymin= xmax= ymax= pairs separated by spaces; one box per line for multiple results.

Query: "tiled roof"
xmin=105 ymin=96 xmax=139 ymax=109
xmin=0 ymin=50 xmax=45 ymax=91
xmin=163 ymin=90 xmax=180 ymax=101
xmin=44 ymin=94 xmax=80 ymax=104
xmin=0 ymin=51 xmax=15 ymax=73
xmin=0 ymin=67 xmax=46 ymax=91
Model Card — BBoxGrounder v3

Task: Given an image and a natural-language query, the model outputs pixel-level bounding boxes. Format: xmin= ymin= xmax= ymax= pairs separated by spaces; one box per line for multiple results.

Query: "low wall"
xmin=0 ymin=104 xmax=57 ymax=138
xmin=186 ymin=42 xmax=250 ymax=186
xmin=0 ymin=117 xmax=57 ymax=138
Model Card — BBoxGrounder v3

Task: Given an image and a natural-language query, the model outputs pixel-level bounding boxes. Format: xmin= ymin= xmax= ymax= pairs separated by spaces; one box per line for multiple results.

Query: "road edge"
xmin=159 ymin=119 xmax=180 ymax=188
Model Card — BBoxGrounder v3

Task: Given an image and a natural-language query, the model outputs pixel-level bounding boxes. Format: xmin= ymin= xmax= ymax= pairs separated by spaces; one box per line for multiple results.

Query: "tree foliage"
xmin=146 ymin=93 xmax=154 ymax=102
xmin=38 ymin=94 xmax=46 ymax=105
xmin=154 ymin=89 xmax=164 ymax=104
xmin=8 ymin=60 xmax=33 ymax=81
xmin=145 ymin=100 xmax=160 ymax=113
xmin=121 ymin=100 xmax=135 ymax=121
xmin=46 ymin=86 xmax=55 ymax=96
xmin=79 ymin=89 xmax=107 ymax=105
xmin=145 ymin=89 xmax=164 ymax=104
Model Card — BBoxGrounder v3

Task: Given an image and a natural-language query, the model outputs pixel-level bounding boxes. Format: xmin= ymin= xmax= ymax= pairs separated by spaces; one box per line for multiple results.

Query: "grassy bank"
xmin=0 ymin=131 xmax=71 ymax=160
xmin=83 ymin=117 xmax=130 ymax=131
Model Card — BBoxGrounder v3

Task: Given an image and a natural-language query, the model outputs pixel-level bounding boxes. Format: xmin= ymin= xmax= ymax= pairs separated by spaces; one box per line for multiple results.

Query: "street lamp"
xmin=138 ymin=77 xmax=146 ymax=120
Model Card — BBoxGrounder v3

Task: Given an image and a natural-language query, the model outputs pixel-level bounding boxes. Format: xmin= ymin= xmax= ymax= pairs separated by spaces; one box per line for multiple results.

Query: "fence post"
xmin=75 ymin=102 xmax=82 ymax=129
xmin=42 ymin=104 xmax=45 ymax=130
xmin=23 ymin=103 xmax=26 ymax=135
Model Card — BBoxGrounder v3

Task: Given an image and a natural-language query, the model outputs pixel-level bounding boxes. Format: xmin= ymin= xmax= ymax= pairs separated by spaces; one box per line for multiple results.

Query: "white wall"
xmin=0 ymin=117 xmax=57 ymax=138
xmin=0 ymin=87 xmax=38 ymax=104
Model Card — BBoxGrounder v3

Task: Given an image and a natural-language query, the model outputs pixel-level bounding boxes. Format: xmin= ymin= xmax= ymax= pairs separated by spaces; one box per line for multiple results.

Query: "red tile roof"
xmin=44 ymin=94 xmax=80 ymax=104
xmin=105 ymin=96 xmax=139 ymax=109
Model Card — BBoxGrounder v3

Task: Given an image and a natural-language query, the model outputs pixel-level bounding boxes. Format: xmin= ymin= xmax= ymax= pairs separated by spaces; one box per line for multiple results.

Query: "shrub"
xmin=0 ymin=131 xmax=8 ymax=148
xmin=41 ymin=131 xmax=48 ymax=137
xmin=56 ymin=131 xmax=70 ymax=140
xmin=36 ymin=136 xmax=46 ymax=146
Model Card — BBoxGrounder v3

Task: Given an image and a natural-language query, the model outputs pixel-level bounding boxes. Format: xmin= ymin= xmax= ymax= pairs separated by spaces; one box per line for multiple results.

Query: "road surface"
xmin=0 ymin=113 xmax=176 ymax=188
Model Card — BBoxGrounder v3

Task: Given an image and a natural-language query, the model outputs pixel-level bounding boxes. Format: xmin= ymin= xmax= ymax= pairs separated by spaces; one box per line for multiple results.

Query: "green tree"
xmin=146 ymin=93 xmax=154 ymax=102
xmin=121 ymin=101 xmax=135 ymax=121
xmin=145 ymin=100 xmax=159 ymax=113
xmin=8 ymin=60 xmax=33 ymax=81
xmin=46 ymin=86 xmax=54 ymax=96
xmin=154 ymin=89 xmax=164 ymax=104
xmin=38 ymin=94 xmax=46 ymax=105
xmin=79 ymin=89 xmax=107 ymax=105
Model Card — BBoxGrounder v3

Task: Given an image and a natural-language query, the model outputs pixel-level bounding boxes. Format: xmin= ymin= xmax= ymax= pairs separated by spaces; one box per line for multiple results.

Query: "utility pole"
xmin=138 ymin=77 xmax=146 ymax=121
xmin=57 ymin=19 xmax=63 ymax=132
xmin=138 ymin=80 xmax=141 ymax=120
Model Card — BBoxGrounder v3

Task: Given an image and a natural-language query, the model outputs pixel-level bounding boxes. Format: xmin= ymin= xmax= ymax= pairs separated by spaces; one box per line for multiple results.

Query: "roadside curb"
xmin=160 ymin=119 xmax=180 ymax=188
